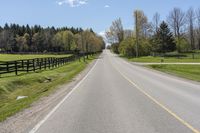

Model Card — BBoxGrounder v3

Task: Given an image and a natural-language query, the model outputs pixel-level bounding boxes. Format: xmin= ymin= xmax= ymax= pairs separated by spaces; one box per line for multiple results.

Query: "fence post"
xmin=48 ymin=58 xmax=51 ymax=69
xmin=39 ymin=59 xmax=42 ymax=70
xmin=44 ymin=58 xmax=47 ymax=70
xmin=58 ymin=58 xmax=60 ymax=67
xmin=15 ymin=61 xmax=18 ymax=75
xmin=27 ymin=60 xmax=29 ymax=73
xmin=41 ymin=58 xmax=44 ymax=70
xmin=33 ymin=59 xmax=36 ymax=71
xmin=36 ymin=58 xmax=39 ymax=70
xmin=52 ymin=58 xmax=54 ymax=68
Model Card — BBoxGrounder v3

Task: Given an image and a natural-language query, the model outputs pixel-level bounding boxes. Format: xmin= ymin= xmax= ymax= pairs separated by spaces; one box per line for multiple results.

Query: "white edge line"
xmin=29 ymin=59 xmax=99 ymax=133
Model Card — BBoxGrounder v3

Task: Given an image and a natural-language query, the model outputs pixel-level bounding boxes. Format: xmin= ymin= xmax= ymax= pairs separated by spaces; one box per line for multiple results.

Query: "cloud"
xmin=57 ymin=0 xmax=88 ymax=7
xmin=104 ymin=5 xmax=110 ymax=8
xmin=99 ymin=31 xmax=106 ymax=37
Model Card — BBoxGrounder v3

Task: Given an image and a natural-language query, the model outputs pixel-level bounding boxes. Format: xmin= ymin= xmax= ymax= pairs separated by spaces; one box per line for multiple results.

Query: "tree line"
xmin=0 ymin=24 xmax=105 ymax=53
xmin=106 ymin=7 xmax=200 ymax=57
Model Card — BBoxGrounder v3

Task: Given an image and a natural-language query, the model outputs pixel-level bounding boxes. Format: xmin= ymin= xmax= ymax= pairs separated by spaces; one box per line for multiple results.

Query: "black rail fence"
xmin=0 ymin=52 xmax=95 ymax=77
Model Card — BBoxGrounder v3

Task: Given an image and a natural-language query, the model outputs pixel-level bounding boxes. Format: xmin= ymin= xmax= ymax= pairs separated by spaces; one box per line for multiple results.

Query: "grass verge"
xmin=148 ymin=64 xmax=200 ymax=82
xmin=122 ymin=52 xmax=200 ymax=63
xmin=0 ymin=55 xmax=97 ymax=122
xmin=128 ymin=56 xmax=200 ymax=63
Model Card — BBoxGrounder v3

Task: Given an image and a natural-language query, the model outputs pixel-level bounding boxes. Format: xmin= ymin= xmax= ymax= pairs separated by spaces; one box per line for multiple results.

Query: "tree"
xmin=82 ymin=30 xmax=92 ymax=55
xmin=119 ymin=37 xmax=151 ymax=57
xmin=15 ymin=34 xmax=30 ymax=52
xmin=133 ymin=10 xmax=149 ymax=57
xmin=152 ymin=12 xmax=160 ymax=33
xmin=0 ymin=23 xmax=103 ymax=53
xmin=42 ymin=29 xmax=54 ymax=52
xmin=153 ymin=21 xmax=176 ymax=53
xmin=111 ymin=43 xmax=119 ymax=54
xmin=0 ymin=30 xmax=10 ymax=51
xmin=124 ymin=30 xmax=133 ymax=39
xmin=186 ymin=7 xmax=195 ymax=50
xmin=32 ymin=32 xmax=44 ymax=52
xmin=175 ymin=36 xmax=190 ymax=52
xmin=52 ymin=32 xmax=63 ymax=52
xmin=118 ymin=37 xmax=135 ymax=57
xmin=167 ymin=8 xmax=185 ymax=52
xmin=106 ymin=18 xmax=124 ymax=50
xmin=62 ymin=30 xmax=74 ymax=51
xmin=74 ymin=34 xmax=82 ymax=51
xmin=82 ymin=30 xmax=104 ymax=53
xmin=196 ymin=8 xmax=200 ymax=49
xmin=0 ymin=29 xmax=17 ymax=52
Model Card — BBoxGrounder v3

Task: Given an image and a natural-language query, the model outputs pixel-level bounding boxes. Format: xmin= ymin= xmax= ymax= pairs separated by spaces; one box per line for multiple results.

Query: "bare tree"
xmin=167 ymin=8 xmax=185 ymax=52
xmin=133 ymin=10 xmax=149 ymax=57
xmin=152 ymin=12 xmax=160 ymax=33
xmin=106 ymin=18 xmax=124 ymax=44
xmin=186 ymin=7 xmax=196 ymax=50
xmin=124 ymin=29 xmax=133 ymax=39
xmin=196 ymin=8 xmax=200 ymax=49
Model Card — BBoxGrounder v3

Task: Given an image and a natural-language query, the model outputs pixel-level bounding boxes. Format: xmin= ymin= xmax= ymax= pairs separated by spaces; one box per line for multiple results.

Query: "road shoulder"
xmin=0 ymin=59 xmax=98 ymax=133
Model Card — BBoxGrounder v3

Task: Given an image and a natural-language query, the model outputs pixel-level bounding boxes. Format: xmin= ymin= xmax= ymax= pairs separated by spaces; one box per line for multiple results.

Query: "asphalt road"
xmin=31 ymin=50 xmax=200 ymax=133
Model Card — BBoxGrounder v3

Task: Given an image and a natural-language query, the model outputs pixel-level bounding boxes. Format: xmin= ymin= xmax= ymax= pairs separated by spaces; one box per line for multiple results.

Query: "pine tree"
xmin=153 ymin=21 xmax=176 ymax=53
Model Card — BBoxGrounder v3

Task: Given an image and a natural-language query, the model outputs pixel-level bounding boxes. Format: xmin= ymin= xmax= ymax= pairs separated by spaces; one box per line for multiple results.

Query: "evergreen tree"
xmin=153 ymin=21 xmax=176 ymax=53
xmin=0 ymin=23 xmax=104 ymax=53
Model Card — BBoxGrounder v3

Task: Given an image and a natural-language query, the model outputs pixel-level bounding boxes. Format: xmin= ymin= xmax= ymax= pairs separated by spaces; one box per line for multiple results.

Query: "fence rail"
xmin=0 ymin=52 xmax=95 ymax=76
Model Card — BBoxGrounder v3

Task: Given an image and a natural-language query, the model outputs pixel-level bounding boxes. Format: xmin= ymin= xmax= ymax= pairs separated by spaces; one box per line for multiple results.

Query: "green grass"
xmin=127 ymin=53 xmax=200 ymax=63
xmin=129 ymin=56 xmax=200 ymax=63
xmin=148 ymin=64 xmax=200 ymax=82
xmin=0 ymin=54 xmax=71 ymax=61
xmin=0 ymin=55 xmax=97 ymax=122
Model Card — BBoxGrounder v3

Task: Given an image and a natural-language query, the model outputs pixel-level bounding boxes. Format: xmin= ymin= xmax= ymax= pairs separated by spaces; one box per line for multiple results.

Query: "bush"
xmin=118 ymin=37 xmax=151 ymax=57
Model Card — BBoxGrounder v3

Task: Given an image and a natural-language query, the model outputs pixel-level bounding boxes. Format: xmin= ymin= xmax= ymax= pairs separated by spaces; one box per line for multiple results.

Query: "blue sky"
xmin=0 ymin=0 xmax=200 ymax=34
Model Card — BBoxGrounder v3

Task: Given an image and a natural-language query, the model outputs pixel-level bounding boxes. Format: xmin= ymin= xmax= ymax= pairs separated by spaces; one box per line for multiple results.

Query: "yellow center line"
xmin=109 ymin=57 xmax=200 ymax=133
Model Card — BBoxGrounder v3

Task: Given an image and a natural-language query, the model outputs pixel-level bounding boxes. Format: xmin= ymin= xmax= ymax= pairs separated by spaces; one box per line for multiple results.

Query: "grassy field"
xmin=148 ymin=64 xmax=200 ymax=82
xmin=0 ymin=54 xmax=71 ymax=61
xmin=128 ymin=52 xmax=200 ymax=63
xmin=0 ymin=55 xmax=96 ymax=122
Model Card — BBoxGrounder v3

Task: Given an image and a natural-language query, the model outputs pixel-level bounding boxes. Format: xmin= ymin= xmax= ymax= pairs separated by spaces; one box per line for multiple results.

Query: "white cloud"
xmin=99 ymin=31 xmax=105 ymax=37
xmin=104 ymin=5 xmax=110 ymax=8
xmin=57 ymin=0 xmax=88 ymax=7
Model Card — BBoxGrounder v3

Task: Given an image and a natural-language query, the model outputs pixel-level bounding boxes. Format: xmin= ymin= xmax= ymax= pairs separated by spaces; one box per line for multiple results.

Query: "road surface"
xmin=30 ymin=50 xmax=200 ymax=133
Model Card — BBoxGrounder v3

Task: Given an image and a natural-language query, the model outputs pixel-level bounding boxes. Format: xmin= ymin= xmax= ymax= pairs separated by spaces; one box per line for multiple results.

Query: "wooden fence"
xmin=0 ymin=53 xmax=93 ymax=76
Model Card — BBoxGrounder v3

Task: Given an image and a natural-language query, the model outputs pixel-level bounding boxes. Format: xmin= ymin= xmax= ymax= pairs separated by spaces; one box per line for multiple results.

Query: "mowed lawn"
xmin=128 ymin=53 xmax=200 ymax=63
xmin=0 ymin=54 xmax=71 ymax=61
xmin=127 ymin=52 xmax=200 ymax=82
xmin=0 ymin=55 xmax=96 ymax=122
xmin=148 ymin=64 xmax=200 ymax=82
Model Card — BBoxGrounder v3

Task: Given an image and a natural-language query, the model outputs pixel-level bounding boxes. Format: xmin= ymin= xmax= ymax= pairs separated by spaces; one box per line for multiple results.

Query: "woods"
xmin=0 ymin=24 xmax=105 ymax=53
xmin=107 ymin=7 xmax=200 ymax=57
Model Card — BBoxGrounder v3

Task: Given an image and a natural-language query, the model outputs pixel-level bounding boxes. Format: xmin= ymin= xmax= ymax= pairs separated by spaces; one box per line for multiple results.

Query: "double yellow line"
xmin=110 ymin=58 xmax=200 ymax=133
